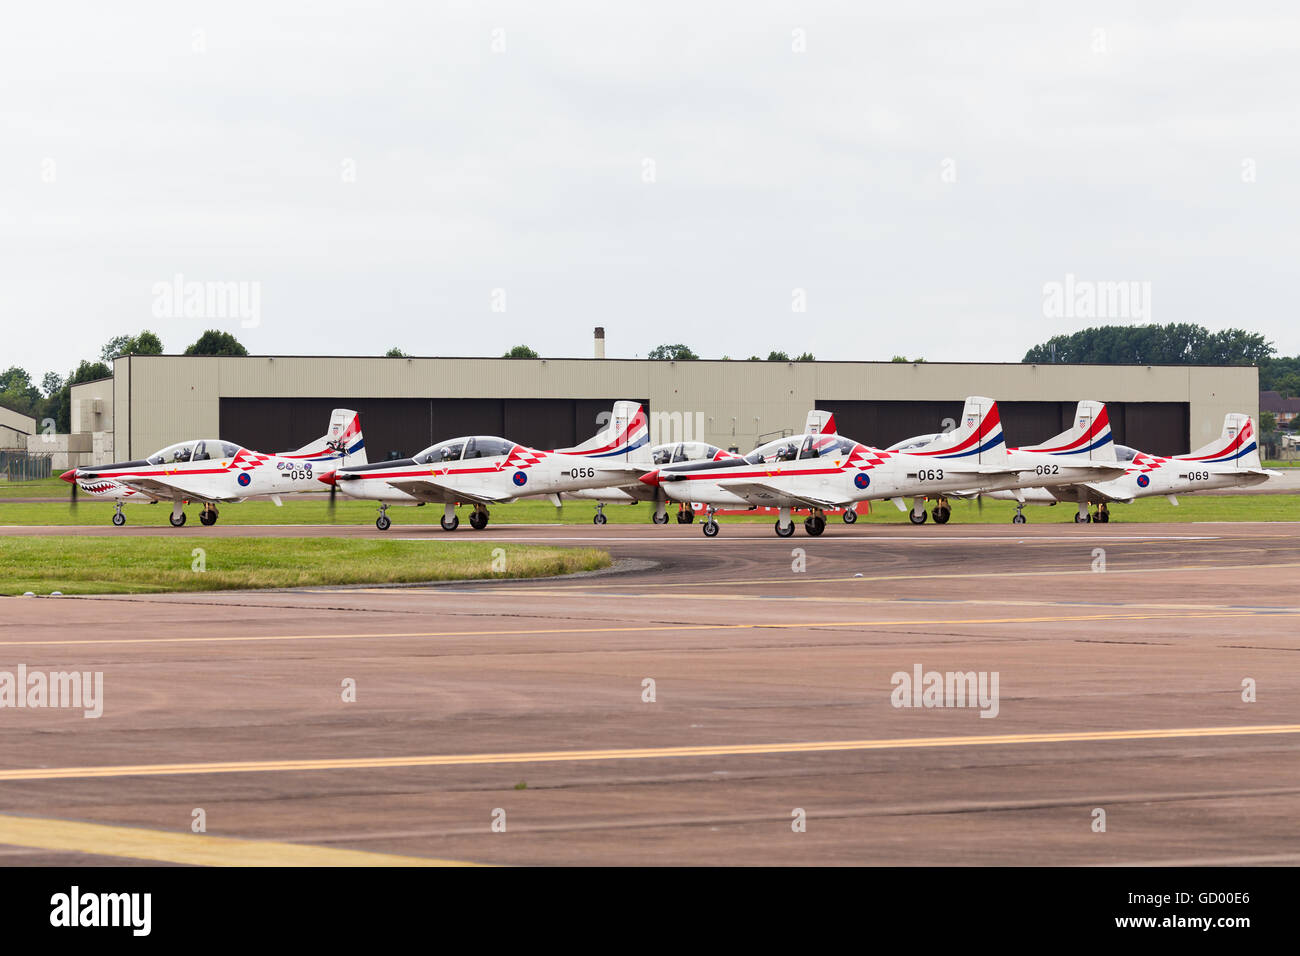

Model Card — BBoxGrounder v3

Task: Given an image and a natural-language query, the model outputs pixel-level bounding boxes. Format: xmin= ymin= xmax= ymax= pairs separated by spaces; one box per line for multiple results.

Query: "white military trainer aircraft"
xmin=60 ymin=409 xmax=367 ymax=526
xmin=321 ymin=401 xmax=650 ymax=530
xmin=638 ymin=408 xmax=1027 ymax=537
xmin=886 ymin=398 xmax=1127 ymax=524
xmin=982 ymin=412 xmax=1277 ymax=521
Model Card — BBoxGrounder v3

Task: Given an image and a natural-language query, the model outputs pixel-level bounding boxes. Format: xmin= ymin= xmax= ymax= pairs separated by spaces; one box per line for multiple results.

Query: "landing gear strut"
xmin=774 ymin=506 xmax=795 ymax=537
xmin=169 ymin=502 xmax=186 ymax=528
xmin=701 ymin=506 xmax=719 ymax=537
xmin=931 ymin=497 xmax=951 ymax=524
xmin=199 ymin=503 xmax=219 ymax=526
xmin=592 ymin=502 xmax=607 ymax=526
xmin=909 ymin=497 xmax=927 ymax=525
xmin=112 ymin=502 xmax=126 ymax=527
xmin=470 ymin=504 xmax=490 ymax=530
xmin=651 ymin=502 xmax=669 ymax=524
xmin=803 ymin=509 xmax=826 ymax=536
xmin=1012 ymin=502 xmax=1027 ymax=524
xmin=376 ymin=503 xmax=391 ymax=531
xmin=440 ymin=503 xmax=459 ymax=531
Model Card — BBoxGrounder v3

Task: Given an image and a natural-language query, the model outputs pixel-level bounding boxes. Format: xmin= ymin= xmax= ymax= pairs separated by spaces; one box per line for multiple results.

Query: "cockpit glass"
xmin=414 ymin=440 xmax=467 ymax=464
xmin=651 ymin=444 xmax=677 ymax=465
xmin=888 ymin=434 xmax=940 ymax=452
xmin=744 ymin=437 xmax=801 ymax=465
xmin=1115 ymin=445 xmax=1138 ymax=462
xmin=148 ymin=441 xmax=196 ymax=465
xmin=463 ymin=437 xmax=515 ymax=459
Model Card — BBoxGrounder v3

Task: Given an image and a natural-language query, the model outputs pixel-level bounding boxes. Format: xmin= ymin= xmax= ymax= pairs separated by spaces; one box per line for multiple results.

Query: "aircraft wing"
xmin=1043 ymin=483 xmax=1134 ymax=506
xmin=382 ymin=478 xmax=514 ymax=506
xmin=714 ymin=480 xmax=847 ymax=510
xmin=113 ymin=476 xmax=232 ymax=504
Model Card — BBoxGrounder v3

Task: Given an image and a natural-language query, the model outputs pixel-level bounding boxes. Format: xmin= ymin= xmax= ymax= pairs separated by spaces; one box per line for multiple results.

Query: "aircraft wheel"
xmin=933 ymin=507 xmax=951 ymax=525
xmin=592 ymin=513 xmax=606 ymax=526
xmin=675 ymin=511 xmax=688 ymax=524
xmin=652 ymin=511 xmax=669 ymax=524
xmin=1074 ymin=512 xmax=1091 ymax=523
xmin=1012 ymin=514 xmax=1027 ymax=524
xmin=169 ymin=512 xmax=186 ymax=527
xmin=842 ymin=508 xmax=857 ymax=524
xmin=440 ymin=514 xmax=459 ymax=531
xmin=112 ymin=513 xmax=126 ymax=527
xmin=684 ymin=510 xmax=695 ymax=523
xmin=804 ymin=516 xmax=826 ymax=536
xmin=199 ymin=511 xmax=215 ymax=526
xmin=909 ymin=511 xmax=927 ymax=525
xmin=774 ymin=520 xmax=795 ymax=538
xmin=376 ymin=515 xmax=392 ymax=531
xmin=702 ymin=519 xmax=719 ymax=537
xmin=470 ymin=512 xmax=489 ymax=530
xmin=1099 ymin=511 xmax=1110 ymax=523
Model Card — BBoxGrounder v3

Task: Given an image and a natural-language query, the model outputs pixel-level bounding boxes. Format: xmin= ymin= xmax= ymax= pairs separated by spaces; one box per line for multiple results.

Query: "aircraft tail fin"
xmin=1022 ymin=400 xmax=1115 ymax=461
xmin=279 ymin=409 xmax=367 ymax=467
xmin=805 ymin=410 xmax=837 ymax=435
xmin=1179 ymin=413 xmax=1260 ymax=469
xmin=560 ymin=401 xmax=651 ymax=465
xmin=906 ymin=396 xmax=1006 ymax=464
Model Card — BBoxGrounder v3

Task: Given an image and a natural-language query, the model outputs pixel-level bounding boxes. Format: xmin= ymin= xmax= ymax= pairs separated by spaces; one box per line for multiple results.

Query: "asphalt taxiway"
xmin=1 ymin=521 xmax=1298 ymax=865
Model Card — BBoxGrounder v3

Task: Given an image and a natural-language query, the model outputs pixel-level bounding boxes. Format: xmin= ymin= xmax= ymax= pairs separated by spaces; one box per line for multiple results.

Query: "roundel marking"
xmin=237 ymin=472 xmax=252 ymax=487
xmin=1136 ymin=473 xmax=1150 ymax=488
xmin=512 ymin=470 xmax=528 ymax=487
xmin=854 ymin=472 xmax=871 ymax=490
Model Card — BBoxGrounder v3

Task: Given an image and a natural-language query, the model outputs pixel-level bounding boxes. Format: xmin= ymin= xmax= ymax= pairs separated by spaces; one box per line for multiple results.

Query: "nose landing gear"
xmin=112 ymin=502 xmax=126 ymax=527
xmin=592 ymin=503 xmax=607 ymax=526
xmin=376 ymin=504 xmax=391 ymax=531
xmin=701 ymin=506 xmax=719 ymax=537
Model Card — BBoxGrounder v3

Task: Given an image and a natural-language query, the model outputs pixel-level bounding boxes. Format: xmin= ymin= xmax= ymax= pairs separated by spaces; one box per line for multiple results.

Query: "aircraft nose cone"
xmin=59 ymin=469 xmax=77 ymax=484
xmin=638 ymin=469 xmax=661 ymax=487
xmin=317 ymin=470 xmax=337 ymax=486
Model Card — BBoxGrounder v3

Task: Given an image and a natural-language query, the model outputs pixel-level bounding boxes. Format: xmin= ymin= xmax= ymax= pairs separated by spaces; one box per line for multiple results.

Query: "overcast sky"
xmin=4 ymin=1 xmax=1299 ymax=378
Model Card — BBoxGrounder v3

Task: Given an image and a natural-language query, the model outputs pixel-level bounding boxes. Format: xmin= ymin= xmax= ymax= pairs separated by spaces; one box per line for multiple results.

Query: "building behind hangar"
xmin=99 ymin=352 xmax=1258 ymax=465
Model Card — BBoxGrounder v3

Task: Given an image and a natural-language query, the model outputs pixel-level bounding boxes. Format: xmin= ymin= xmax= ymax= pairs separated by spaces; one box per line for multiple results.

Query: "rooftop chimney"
xmin=594 ymin=326 xmax=605 ymax=359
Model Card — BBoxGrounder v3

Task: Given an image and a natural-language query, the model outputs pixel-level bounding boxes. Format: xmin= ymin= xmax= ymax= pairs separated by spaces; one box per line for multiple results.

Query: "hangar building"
xmin=85 ymin=349 xmax=1259 ymax=466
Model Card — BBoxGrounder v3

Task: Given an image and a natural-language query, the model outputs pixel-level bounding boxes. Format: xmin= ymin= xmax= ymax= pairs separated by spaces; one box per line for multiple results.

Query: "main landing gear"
xmin=376 ymin=504 xmax=391 ymax=531
xmin=932 ymin=497 xmax=951 ymax=524
xmin=592 ymin=503 xmax=607 ymax=525
xmin=701 ymin=506 xmax=719 ymax=537
xmin=774 ymin=506 xmax=795 ymax=537
xmin=676 ymin=505 xmax=695 ymax=524
xmin=651 ymin=502 xmax=670 ymax=524
xmin=909 ymin=497 xmax=927 ymax=525
xmin=199 ymin=503 xmax=219 ymax=526
xmin=803 ymin=509 xmax=826 ymax=536
xmin=112 ymin=502 xmax=126 ymax=526
xmin=440 ymin=503 xmax=459 ymax=531
xmin=169 ymin=501 xmax=187 ymax=527
xmin=469 ymin=504 xmax=490 ymax=530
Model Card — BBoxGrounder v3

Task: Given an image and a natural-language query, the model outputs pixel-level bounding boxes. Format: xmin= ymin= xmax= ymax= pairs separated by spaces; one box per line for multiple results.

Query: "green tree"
xmin=101 ymin=330 xmax=164 ymax=362
xmin=502 ymin=344 xmax=539 ymax=359
xmin=648 ymin=344 xmax=698 ymax=361
xmin=1024 ymin=324 xmax=1274 ymax=365
xmin=767 ymin=350 xmax=790 ymax=362
xmin=794 ymin=352 xmax=815 ymax=362
xmin=0 ymin=367 xmax=41 ymax=417
xmin=41 ymin=371 xmax=65 ymax=397
xmin=384 ymin=347 xmax=409 ymax=358
xmin=184 ymin=330 xmax=249 ymax=356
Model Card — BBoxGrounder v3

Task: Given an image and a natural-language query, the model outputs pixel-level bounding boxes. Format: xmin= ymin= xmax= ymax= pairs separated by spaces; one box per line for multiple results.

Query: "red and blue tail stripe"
xmin=911 ymin=406 xmax=1004 ymax=459
xmin=1034 ymin=408 xmax=1113 ymax=456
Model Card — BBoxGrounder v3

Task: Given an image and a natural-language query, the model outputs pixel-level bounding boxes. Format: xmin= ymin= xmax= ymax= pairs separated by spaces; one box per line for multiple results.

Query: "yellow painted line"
xmin=0 ymin=610 xmax=1267 ymax=648
xmin=2 ymin=725 xmax=1297 ymax=782
xmin=0 ymin=813 xmax=479 ymax=866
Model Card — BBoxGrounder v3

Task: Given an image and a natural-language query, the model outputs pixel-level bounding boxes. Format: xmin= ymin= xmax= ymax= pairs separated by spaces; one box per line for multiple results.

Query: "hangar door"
xmin=815 ymin=401 xmax=1190 ymax=456
xmin=219 ymin=398 xmax=648 ymax=461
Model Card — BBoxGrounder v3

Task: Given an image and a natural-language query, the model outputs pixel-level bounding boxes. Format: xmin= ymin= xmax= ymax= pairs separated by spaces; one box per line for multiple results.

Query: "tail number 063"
xmin=918 ymin=468 xmax=944 ymax=481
